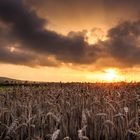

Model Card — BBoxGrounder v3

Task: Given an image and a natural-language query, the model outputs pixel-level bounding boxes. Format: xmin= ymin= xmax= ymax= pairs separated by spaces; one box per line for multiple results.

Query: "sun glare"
xmin=86 ymin=68 xmax=124 ymax=82
xmin=103 ymin=68 xmax=126 ymax=82
xmin=104 ymin=69 xmax=118 ymax=81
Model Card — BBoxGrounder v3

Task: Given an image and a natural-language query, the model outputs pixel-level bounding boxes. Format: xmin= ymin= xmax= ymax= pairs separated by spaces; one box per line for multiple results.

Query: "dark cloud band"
xmin=0 ymin=0 xmax=140 ymax=69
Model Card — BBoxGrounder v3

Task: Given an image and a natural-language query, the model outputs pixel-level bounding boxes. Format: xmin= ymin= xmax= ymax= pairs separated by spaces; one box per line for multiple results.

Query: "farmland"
xmin=0 ymin=82 xmax=140 ymax=140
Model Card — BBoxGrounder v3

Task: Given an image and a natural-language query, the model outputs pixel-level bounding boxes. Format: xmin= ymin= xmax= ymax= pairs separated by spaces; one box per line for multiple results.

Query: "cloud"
xmin=0 ymin=0 xmax=140 ymax=69
xmin=105 ymin=19 xmax=140 ymax=67
xmin=0 ymin=0 xmax=102 ymax=66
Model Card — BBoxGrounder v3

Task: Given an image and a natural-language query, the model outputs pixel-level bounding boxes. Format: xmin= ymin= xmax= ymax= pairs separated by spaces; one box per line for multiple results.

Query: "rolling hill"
xmin=0 ymin=77 xmax=21 ymax=83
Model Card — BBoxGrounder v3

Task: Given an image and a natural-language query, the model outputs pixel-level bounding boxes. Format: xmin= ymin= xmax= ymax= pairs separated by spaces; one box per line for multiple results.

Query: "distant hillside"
xmin=0 ymin=77 xmax=21 ymax=83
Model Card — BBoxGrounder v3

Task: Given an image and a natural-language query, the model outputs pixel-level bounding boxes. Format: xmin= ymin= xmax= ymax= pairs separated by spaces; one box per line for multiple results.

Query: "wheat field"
xmin=0 ymin=82 xmax=140 ymax=140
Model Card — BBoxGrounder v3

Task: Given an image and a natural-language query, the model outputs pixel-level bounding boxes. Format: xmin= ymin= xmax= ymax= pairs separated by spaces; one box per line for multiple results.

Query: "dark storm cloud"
xmin=0 ymin=0 xmax=140 ymax=68
xmin=0 ymin=23 xmax=59 ymax=67
xmin=0 ymin=0 xmax=100 ymax=66
xmin=105 ymin=19 xmax=140 ymax=66
xmin=0 ymin=47 xmax=33 ymax=65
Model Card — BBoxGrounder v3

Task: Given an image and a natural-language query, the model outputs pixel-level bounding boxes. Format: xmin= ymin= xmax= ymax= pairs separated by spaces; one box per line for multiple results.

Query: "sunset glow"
xmin=103 ymin=69 xmax=123 ymax=82
xmin=86 ymin=68 xmax=124 ymax=82
xmin=86 ymin=29 xmax=108 ymax=44
xmin=1 ymin=1 xmax=140 ymax=139
xmin=0 ymin=0 xmax=140 ymax=82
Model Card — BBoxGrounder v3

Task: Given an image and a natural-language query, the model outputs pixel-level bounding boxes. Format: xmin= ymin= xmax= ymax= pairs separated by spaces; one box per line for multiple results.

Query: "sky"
xmin=0 ymin=0 xmax=140 ymax=82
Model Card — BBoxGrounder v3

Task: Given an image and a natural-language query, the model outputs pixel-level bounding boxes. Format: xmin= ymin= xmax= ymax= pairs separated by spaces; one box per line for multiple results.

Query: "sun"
xmin=103 ymin=69 xmax=124 ymax=82
xmin=104 ymin=69 xmax=118 ymax=81
xmin=85 ymin=68 xmax=125 ymax=82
